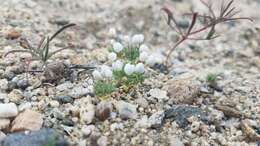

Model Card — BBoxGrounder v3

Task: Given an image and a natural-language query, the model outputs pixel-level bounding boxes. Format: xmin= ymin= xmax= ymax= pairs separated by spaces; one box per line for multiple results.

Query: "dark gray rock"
xmin=54 ymin=95 xmax=73 ymax=104
xmin=164 ymin=105 xmax=208 ymax=128
xmin=1 ymin=128 xmax=69 ymax=146
xmin=148 ymin=111 xmax=165 ymax=128
xmin=16 ymin=79 xmax=30 ymax=90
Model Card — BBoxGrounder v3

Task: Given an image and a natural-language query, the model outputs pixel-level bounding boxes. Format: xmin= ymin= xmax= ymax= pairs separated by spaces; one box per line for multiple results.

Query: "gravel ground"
xmin=0 ymin=0 xmax=259 ymax=146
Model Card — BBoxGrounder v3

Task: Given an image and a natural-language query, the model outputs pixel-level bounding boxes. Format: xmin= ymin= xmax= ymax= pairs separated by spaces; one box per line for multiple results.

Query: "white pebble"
xmin=82 ymin=125 xmax=95 ymax=136
xmin=97 ymin=136 xmax=108 ymax=146
xmin=131 ymin=34 xmax=144 ymax=45
xmin=112 ymin=60 xmax=123 ymax=71
xmin=18 ymin=102 xmax=32 ymax=112
xmin=110 ymin=123 xmax=124 ymax=131
xmin=92 ymin=70 xmax=102 ymax=80
xmin=0 ymin=103 xmax=18 ymax=118
xmin=49 ymin=100 xmax=60 ymax=108
xmin=113 ymin=42 xmax=124 ymax=53
xmin=107 ymin=52 xmax=117 ymax=61
xmin=135 ymin=63 xmax=145 ymax=73
xmin=124 ymin=63 xmax=135 ymax=75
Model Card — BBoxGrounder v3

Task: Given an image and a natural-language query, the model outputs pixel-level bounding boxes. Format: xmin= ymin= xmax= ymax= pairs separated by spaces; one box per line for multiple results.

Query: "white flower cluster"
xmin=92 ymin=34 xmax=163 ymax=80
xmin=92 ymin=65 xmax=113 ymax=80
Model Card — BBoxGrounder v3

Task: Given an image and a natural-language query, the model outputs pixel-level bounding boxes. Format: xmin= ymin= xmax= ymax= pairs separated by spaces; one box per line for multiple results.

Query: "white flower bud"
xmin=112 ymin=60 xmax=123 ymax=71
xmin=145 ymin=55 xmax=156 ymax=66
xmin=124 ymin=63 xmax=135 ymax=75
xmin=131 ymin=34 xmax=144 ymax=45
xmin=92 ymin=70 xmax=102 ymax=80
xmin=135 ymin=63 xmax=145 ymax=73
xmin=108 ymin=28 xmax=116 ymax=37
xmin=113 ymin=42 xmax=124 ymax=53
xmin=101 ymin=65 xmax=113 ymax=79
xmin=139 ymin=44 xmax=149 ymax=52
xmin=110 ymin=39 xmax=115 ymax=45
xmin=139 ymin=51 xmax=148 ymax=62
xmin=123 ymin=35 xmax=131 ymax=44
xmin=108 ymin=52 xmax=117 ymax=61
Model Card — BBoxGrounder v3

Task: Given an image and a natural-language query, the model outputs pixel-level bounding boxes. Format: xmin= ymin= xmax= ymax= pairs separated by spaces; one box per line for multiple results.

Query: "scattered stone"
xmin=135 ymin=97 xmax=148 ymax=108
xmin=0 ymin=103 xmax=18 ymax=118
xmin=208 ymin=108 xmax=224 ymax=123
xmin=80 ymin=104 xmax=95 ymax=124
xmin=135 ymin=116 xmax=150 ymax=128
xmin=1 ymin=128 xmax=68 ymax=146
xmin=8 ymin=89 xmax=24 ymax=103
xmin=49 ymin=100 xmax=60 ymax=108
xmin=115 ymin=101 xmax=138 ymax=120
xmin=200 ymin=85 xmax=213 ymax=94
xmin=69 ymin=86 xmax=89 ymax=99
xmin=148 ymin=111 xmax=165 ymax=128
xmin=151 ymin=63 xmax=169 ymax=74
xmin=5 ymin=29 xmax=21 ymax=39
xmin=61 ymin=118 xmax=75 ymax=126
xmin=241 ymin=120 xmax=260 ymax=142
xmin=18 ymin=102 xmax=32 ymax=112
xmin=11 ymin=109 xmax=43 ymax=132
xmin=16 ymin=79 xmax=30 ymax=90
xmin=110 ymin=123 xmax=124 ymax=131
xmin=0 ymin=119 xmax=10 ymax=130
xmin=164 ymin=105 xmax=208 ymax=128
xmin=215 ymin=104 xmax=242 ymax=118
xmin=190 ymin=121 xmax=200 ymax=132
xmin=0 ymin=131 xmax=6 ymax=141
xmin=95 ymin=101 xmax=113 ymax=121
xmin=54 ymin=95 xmax=73 ymax=104
xmin=0 ymin=93 xmax=8 ymax=101
xmin=43 ymin=62 xmax=69 ymax=83
xmin=97 ymin=136 xmax=108 ymax=146
xmin=170 ymin=67 xmax=189 ymax=76
xmin=0 ymin=79 xmax=8 ymax=91
xmin=82 ymin=125 xmax=95 ymax=136
xmin=56 ymin=82 xmax=74 ymax=92
xmin=163 ymin=78 xmax=200 ymax=104
xmin=169 ymin=137 xmax=184 ymax=146
xmin=148 ymin=88 xmax=169 ymax=101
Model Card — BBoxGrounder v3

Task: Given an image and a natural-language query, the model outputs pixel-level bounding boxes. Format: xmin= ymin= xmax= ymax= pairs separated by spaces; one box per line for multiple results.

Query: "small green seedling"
xmin=122 ymin=47 xmax=140 ymax=63
xmin=113 ymin=70 xmax=145 ymax=86
xmin=206 ymin=73 xmax=218 ymax=85
xmin=4 ymin=23 xmax=76 ymax=65
xmin=94 ymin=80 xmax=116 ymax=97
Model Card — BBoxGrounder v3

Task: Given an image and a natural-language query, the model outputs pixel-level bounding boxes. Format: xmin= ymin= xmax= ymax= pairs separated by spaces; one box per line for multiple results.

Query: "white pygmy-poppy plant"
xmin=135 ymin=63 xmax=145 ymax=73
xmin=124 ymin=63 xmax=135 ymax=75
xmin=113 ymin=42 xmax=124 ymax=53
xmin=139 ymin=51 xmax=148 ymax=62
xmin=92 ymin=70 xmax=102 ymax=80
xmin=139 ymin=44 xmax=149 ymax=52
xmin=131 ymin=34 xmax=144 ymax=45
xmin=108 ymin=52 xmax=117 ymax=61
xmin=101 ymin=65 xmax=113 ymax=79
xmin=146 ymin=55 xmax=157 ymax=66
xmin=112 ymin=60 xmax=123 ymax=71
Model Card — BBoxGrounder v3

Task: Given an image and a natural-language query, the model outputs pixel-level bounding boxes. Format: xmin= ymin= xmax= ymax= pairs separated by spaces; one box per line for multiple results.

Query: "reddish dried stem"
xmin=162 ymin=0 xmax=253 ymax=67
